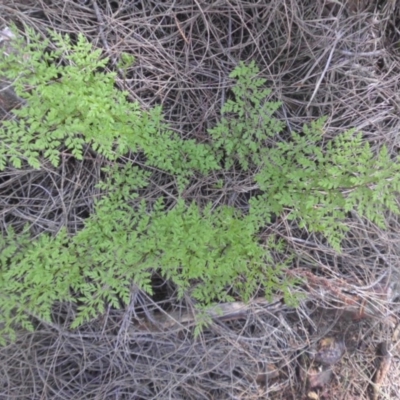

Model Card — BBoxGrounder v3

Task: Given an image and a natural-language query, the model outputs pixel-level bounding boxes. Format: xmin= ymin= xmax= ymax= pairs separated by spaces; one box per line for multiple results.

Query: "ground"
xmin=1 ymin=0 xmax=400 ymax=398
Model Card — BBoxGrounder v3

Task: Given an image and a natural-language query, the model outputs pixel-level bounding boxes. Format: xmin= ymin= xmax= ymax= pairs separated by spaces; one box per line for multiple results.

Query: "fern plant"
xmin=2 ymin=25 xmax=400 ymax=342
xmin=209 ymin=62 xmax=400 ymax=250
xmin=250 ymin=118 xmax=400 ymax=250
xmin=0 ymin=26 xmax=219 ymax=178
xmin=0 ymin=163 xmax=295 ymax=338
xmin=208 ymin=61 xmax=284 ymax=170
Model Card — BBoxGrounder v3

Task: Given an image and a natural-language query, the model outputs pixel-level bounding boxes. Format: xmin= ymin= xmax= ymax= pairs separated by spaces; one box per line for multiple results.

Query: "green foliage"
xmin=209 ymin=61 xmax=400 ymax=250
xmin=146 ymin=200 xmax=276 ymax=304
xmin=3 ymin=25 xmax=399 ymax=341
xmin=0 ymin=164 xmax=293 ymax=335
xmin=208 ymin=61 xmax=284 ymax=170
xmin=0 ymin=26 xmax=218 ymax=178
xmin=250 ymin=117 xmax=400 ymax=250
xmin=0 ymin=228 xmax=70 ymax=336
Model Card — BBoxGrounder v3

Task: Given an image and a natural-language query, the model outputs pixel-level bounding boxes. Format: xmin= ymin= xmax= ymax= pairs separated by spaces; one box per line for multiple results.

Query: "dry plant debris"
xmin=1 ymin=0 xmax=400 ymax=398
xmin=314 ymin=337 xmax=346 ymax=366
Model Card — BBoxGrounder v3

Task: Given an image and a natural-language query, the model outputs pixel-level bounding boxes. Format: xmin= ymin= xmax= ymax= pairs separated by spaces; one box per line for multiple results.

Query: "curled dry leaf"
xmin=307 ymin=390 xmax=320 ymax=400
xmin=314 ymin=337 xmax=346 ymax=366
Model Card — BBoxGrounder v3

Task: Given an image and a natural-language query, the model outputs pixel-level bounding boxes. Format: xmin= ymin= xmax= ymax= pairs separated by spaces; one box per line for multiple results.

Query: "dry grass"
xmin=1 ymin=0 xmax=400 ymax=398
